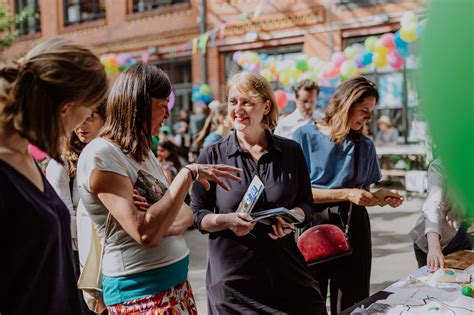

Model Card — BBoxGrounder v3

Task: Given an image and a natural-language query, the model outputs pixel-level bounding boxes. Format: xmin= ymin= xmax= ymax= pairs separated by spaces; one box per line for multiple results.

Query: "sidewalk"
xmin=183 ymin=194 xmax=425 ymax=314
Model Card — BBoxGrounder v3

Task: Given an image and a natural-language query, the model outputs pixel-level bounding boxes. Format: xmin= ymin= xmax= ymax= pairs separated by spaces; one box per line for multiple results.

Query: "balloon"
xmin=202 ymin=94 xmax=213 ymax=104
xmin=340 ymin=60 xmax=358 ymax=79
xmin=394 ymin=31 xmax=408 ymax=48
xmin=400 ymin=12 xmax=418 ymax=27
xmin=279 ymin=71 xmax=290 ymax=85
xmin=420 ymin=1 xmax=474 ymax=216
xmin=296 ymin=59 xmax=308 ymax=72
xmin=387 ymin=51 xmax=404 ymax=69
xmin=360 ymin=52 xmax=373 ymax=66
xmin=200 ymin=84 xmax=210 ymax=95
xmin=192 ymin=85 xmax=200 ymax=92
xmin=28 ymin=144 xmax=47 ymax=161
xmin=260 ymin=68 xmax=274 ymax=81
xmin=344 ymin=46 xmax=357 ymax=60
xmin=233 ymin=51 xmax=243 ymax=62
xmin=416 ymin=22 xmax=426 ymax=37
xmin=274 ymin=90 xmax=288 ymax=109
xmin=192 ymin=91 xmax=202 ymax=103
xmin=331 ymin=51 xmax=347 ymax=68
xmin=373 ymin=52 xmax=387 ymax=68
xmin=380 ymin=33 xmax=395 ymax=49
xmin=168 ymin=91 xmax=175 ymax=110
xmin=260 ymin=53 xmax=269 ymax=61
xmin=364 ymin=36 xmax=378 ymax=53
xmin=374 ymin=39 xmax=390 ymax=55
xmin=400 ymin=23 xmax=418 ymax=43
xmin=322 ymin=63 xmax=340 ymax=79
xmin=396 ymin=45 xmax=410 ymax=58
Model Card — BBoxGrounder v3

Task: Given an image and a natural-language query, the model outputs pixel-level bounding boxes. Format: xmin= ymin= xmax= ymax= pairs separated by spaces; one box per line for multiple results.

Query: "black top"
xmin=191 ymin=131 xmax=324 ymax=315
xmin=0 ymin=160 xmax=84 ymax=315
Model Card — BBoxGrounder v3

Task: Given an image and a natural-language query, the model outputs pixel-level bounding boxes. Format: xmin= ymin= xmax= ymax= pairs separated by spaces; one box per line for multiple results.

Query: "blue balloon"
xmin=202 ymin=94 xmax=213 ymax=104
xmin=416 ymin=23 xmax=425 ymax=37
xmin=192 ymin=91 xmax=202 ymax=103
xmin=192 ymin=86 xmax=200 ymax=93
xmin=394 ymin=31 xmax=408 ymax=49
xmin=260 ymin=53 xmax=269 ymax=61
xmin=361 ymin=52 xmax=373 ymax=66
xmin=396 ymin=45 xmax=410 ymax=58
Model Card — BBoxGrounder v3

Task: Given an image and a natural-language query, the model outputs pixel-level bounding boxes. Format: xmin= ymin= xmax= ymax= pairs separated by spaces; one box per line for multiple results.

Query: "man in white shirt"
xmin=274 ymin=79 xmax=320 ymax=139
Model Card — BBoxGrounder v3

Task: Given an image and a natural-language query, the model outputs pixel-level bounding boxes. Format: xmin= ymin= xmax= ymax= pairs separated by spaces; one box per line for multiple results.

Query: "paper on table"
xmin=377 ymin=282 xmax=474 ymax=314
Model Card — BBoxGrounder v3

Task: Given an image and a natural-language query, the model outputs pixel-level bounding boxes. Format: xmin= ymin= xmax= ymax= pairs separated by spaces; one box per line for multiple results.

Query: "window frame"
xmin=14 ymin=0 xmax=41 ymax=37
xmin=63 ymin=0 xmax=106 ymax=27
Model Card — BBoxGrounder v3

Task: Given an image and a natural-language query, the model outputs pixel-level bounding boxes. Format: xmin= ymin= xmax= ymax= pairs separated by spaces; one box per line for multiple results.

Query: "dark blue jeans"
xmin=413 ymin=223 xmax=472 ymax=268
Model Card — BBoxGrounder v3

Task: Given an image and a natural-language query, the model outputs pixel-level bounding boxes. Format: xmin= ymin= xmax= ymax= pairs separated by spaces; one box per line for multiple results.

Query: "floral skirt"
xmin=107 ymin=281 xmax=197 ymax=315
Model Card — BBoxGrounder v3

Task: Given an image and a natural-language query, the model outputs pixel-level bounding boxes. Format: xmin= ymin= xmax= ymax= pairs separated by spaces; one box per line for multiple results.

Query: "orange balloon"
xmin=274 ymin=89 xmax=288 ymax=109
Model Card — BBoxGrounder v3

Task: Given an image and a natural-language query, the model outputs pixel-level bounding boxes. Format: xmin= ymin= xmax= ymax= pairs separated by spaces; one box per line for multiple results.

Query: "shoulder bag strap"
xmin=344 ymin=140 xmax=360 ymax=235
xmin=96 ymin=213 xmax=113 ymax=288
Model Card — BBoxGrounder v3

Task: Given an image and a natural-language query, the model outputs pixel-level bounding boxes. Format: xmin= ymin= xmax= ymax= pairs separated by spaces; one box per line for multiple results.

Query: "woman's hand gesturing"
xmin=186 ymin=163 xmax=241 ymax=190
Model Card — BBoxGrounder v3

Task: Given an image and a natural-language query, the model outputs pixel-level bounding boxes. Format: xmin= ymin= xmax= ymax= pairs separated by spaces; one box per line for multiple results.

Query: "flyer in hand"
xmin=236 ymin=175 xmax=264 ymax=214
xmin=250 ymin=207 xmax=303 ymax=225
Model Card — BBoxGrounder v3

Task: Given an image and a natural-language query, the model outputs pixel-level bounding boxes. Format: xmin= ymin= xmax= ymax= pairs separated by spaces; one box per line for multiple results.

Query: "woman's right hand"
xmin=346 ymin=189 xmax=379 ymax=206
xmin=217 ymin=212 xmax=256 ymax=236
xmin=427 ymin=247 xmax=444 ymax=271
xmin=188 ymin=163 xmax=241 ymax=191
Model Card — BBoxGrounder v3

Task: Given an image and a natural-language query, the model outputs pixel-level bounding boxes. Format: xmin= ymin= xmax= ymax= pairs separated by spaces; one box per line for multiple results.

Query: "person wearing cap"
xmin=375 ymin=115 xmax=399 ymax=146
xmin=274 ymin=79 xmax=320 ymax=139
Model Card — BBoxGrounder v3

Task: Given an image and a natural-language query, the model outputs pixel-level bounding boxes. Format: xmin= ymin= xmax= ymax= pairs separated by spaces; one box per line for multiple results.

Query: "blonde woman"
xmin=191 ymin=72 xmax=324 ymax=314
xmin=0 ymin=38 xmax=107 ymax=314
xmin=293 ymin=77 xmax=403 ymax=314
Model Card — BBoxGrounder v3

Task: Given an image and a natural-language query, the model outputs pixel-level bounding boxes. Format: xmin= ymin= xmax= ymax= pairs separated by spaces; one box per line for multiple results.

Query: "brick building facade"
xmin=1 ymin=0 xmax=425 ymax=120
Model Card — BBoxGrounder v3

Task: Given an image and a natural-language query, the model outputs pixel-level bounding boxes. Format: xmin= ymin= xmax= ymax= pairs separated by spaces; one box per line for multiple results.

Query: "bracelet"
xmin=183 ymin=165 xmax=196 ymax=181
xmin=192 ymin=163 xmax=200 ymax=180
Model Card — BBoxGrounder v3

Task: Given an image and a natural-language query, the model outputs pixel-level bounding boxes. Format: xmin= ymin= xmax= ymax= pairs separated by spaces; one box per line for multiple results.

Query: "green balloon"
xmin=420 ymin=1 xmax=473 ymax=216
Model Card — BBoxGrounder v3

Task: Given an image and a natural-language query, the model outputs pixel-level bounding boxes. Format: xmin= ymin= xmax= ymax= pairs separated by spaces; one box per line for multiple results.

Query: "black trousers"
xmin=309 ymin=205 xmax=372 ymax=315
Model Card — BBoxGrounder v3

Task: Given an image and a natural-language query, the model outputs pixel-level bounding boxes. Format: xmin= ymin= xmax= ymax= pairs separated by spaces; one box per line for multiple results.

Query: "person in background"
xmin=46 ymin=102 xmax=106 ymax=314
xmin=375 ymin=115 xmax=399 ymax=146
xmin=293 ymin=77 xmax=403 ymax=314
xmin=0 ymin=38 xmax=107 ymax=314
xmin=76 ymin=63 xmax=240 ymax=314
xmin=274 ymin=79 xmax=320 ymax=139
xmin=410 ymin=159 xmax=473 ymax=270
xmin=157 ymin=140 xmax=182 ymax=183
xmin=173 ymin=120 xmax=191 ymax=160
xmin=191 ymin=71 xmax=324 ymax=314
xmin=189 ymin=102 xmax=209 ymax=137
xmin=203 ymin=103 xmax=231 ymax=148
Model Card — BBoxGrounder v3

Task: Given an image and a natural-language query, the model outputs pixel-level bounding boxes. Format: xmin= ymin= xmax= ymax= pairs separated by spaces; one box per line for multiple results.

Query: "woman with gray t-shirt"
xmin=77 ymin=63 xmax=240 ymax=314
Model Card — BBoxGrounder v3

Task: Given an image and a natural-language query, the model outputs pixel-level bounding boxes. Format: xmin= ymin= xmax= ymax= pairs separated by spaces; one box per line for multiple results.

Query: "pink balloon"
xmin=331 ymin=51 xmax=347 ymax=68
xmin=28 ymin=144 xmax=48 ymax=161
xmin=380 ymin=33 xmax=396 ymax=50
xmin=322 ymin=63 xmax=340 ymax=79
xmin=168 ymin=91 xmax=176 ymax=110
xmin=388 ymin=50 xmax=404 ymax=69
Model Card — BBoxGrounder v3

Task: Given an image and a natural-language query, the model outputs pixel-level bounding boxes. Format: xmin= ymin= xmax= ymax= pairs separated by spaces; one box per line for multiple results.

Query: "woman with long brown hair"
xmin=293 ymin=77 xmax=403 ymax=314
xmin=0 ymin=38 xmax=108 ymax=314
xmin=76 ymin=62 xmax=240 ymax=314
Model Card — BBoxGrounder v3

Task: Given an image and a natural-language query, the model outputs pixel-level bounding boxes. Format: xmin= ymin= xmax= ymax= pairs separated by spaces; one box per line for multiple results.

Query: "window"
xmin=132 ymin=0 xmax=189 ymax=13
xmin=15 ymin=0 xmax=40 ymax=36
xmin=337 ymin=0 xmax=400 ymax=7
xmin=64 ymin=0 xmax=105 ymax=26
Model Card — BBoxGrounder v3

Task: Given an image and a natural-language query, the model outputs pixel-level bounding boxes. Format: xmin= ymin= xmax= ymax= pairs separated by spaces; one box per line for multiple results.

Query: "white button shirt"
xmin=274 ymin=109 xmax=313 ymax=139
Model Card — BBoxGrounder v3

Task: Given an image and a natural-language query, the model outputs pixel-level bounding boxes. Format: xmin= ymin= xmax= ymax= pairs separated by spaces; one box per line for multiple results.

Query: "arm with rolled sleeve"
xmin=422 ymin=161 xmax=446 ymax=238
xmin=190 ymin=148 xmax=217 ymax=233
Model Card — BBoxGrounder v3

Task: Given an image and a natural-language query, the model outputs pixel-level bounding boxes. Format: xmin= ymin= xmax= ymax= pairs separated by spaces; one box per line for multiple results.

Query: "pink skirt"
xmin=106 ymin=281 xmax=197 ymax=315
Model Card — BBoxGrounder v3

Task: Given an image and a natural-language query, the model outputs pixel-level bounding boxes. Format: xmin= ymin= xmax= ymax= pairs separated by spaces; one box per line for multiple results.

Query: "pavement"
xmin=183 ymin=191 xmax=425 ymax=314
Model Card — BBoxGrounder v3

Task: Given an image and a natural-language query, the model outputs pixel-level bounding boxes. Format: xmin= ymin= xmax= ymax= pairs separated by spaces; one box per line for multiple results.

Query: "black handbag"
xmin=298 ymin=139 xmax=360 ymax=265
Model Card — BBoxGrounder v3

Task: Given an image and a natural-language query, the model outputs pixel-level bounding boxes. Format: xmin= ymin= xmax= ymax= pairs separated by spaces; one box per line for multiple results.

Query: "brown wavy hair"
xmin=101 ymin=62 xmax=172 ymax=162
xmin=0 ymin=38 xmax=108 ymax=161
xmin=321 ymin=77 xmax=379 ymax=144
xmin=226 ymin=71 xmax=278 ymax=130
xmin=64 ymin=100 xmax=107 ymax=178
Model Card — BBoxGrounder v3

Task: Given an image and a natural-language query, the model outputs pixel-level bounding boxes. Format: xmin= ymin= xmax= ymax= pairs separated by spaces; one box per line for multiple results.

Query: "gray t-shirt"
xmin=77 ymin=138 xmax=189 ymax=277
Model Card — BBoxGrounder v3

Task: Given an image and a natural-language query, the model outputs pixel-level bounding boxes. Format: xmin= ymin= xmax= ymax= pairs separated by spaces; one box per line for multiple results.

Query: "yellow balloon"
xmin=400 ymin=23 xmax=418 ymax=43
xmin=375 ymin=40 xmax=390 ymax=55
xmin=364 ymin=36 xmax=378 ymax=53
xmin=373 ymin=52 xmax=387 ymax=68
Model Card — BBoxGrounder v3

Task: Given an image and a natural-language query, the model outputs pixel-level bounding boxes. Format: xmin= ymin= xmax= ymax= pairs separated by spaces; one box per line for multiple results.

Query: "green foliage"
xmin=0 ymin=5 xmax=38 ymax=51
